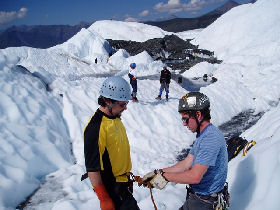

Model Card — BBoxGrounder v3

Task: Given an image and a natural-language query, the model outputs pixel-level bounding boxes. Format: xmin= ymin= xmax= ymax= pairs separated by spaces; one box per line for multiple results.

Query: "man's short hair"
xmin=98 ymin=96 xmax=116 ymax=107
xmin=183 ymin=107 xmax=211 ymax=121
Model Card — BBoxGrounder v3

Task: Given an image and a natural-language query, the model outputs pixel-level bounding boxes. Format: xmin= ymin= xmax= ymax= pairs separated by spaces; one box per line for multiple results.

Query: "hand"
xmin=150 ymin=172 xmax=169 ymax=190
xmin=94 ymin=184 xmax=115 ymax=210
xmin=142 ymin=170 xmax=157 ymax=182
xmin=132 ymin=77 xmax=136 ymax=80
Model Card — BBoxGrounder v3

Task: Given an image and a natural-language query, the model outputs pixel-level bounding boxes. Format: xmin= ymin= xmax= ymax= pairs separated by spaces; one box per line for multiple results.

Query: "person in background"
xmin=128 ymin=63 xmax=138 ymax=102
xmin=83 ymin=76 xmax=140 ymax=210
xmin=143 ymin=92 xmax=228 ymax=210
xmin=211 ymin=77 xmax=218 ymax=83
xmin=155 ymin=66 xmax=171 ymax=101
xmin=203 ymin=74 xmax=208 ymax=82
xmin=194 ymin=52 xmax=198 ymax=61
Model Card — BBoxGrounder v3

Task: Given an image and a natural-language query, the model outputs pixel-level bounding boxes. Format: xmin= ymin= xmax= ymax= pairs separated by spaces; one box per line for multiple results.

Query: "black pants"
xmin=159 ymin=82 xmax=169 ymax=95
xmin=128 ymin=73 xmax=137 ymax=93
xmin=179 ymin=193 xmax=217 ymax=210
xmin=130 ymin=81 xmax=137 ymax=94
xmin=107 ymin=182 xmax=140 ymax=210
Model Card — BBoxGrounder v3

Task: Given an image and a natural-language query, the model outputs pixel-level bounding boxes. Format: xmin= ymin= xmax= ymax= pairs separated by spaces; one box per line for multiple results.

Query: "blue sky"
xmin=0 ymin=0 xmax=250 ymax=30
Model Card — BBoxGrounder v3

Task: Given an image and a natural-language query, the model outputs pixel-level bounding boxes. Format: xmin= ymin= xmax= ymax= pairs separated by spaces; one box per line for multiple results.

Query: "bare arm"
xmin=164 ymin=164 xmax=208 ymax=184
xmin=88 ymin=171 xmax=103 ymax=187
xmin=163 ymin=154 xmax=194 ymax=173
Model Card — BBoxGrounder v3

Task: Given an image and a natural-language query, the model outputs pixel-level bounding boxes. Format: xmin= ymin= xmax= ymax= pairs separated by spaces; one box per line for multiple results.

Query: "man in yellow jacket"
xmin=83 ymin=76 xmax=140 ymax=210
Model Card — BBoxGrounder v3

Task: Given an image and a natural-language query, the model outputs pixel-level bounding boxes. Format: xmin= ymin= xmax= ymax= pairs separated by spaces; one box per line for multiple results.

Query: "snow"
xmin=0 ymin=0 xmax=280 ymax=209
xmin=109 ymin=50 xmax=163 ymax=77
xmin=193 ymin=0 xmax=280 ymax=65
xmin=88 ymin=20 xmax=171 ymax=42
xmin=181 ymin=61 xmax=216 ymax=78
xmin=176 ymin=28 xmax=204 ymax=41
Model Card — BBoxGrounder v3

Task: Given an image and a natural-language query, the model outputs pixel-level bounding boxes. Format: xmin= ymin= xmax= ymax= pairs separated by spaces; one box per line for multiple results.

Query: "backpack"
xmin=226 ymin=136 xmax=256 ymax=161
xmin=177 ymin=136 xmax=256 ymax=162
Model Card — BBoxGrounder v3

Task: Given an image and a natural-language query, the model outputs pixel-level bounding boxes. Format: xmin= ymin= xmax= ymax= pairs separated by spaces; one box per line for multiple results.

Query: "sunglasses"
xmin=181 ymin=117 xmax=190 ymax=124
xmin=118 ymin=101 xmax=129 ymax=108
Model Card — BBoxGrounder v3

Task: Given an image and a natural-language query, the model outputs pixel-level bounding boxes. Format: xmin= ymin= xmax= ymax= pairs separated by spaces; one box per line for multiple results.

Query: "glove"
xmin=150 ymin=170 xmax=169 ymax=190
xmin=142 ymin=170 xmax=157 ymax=182
xmin=132 ymin=77 xmax=136 ymax=80
xmin=93 ymin=184 xmax=115 ymax=210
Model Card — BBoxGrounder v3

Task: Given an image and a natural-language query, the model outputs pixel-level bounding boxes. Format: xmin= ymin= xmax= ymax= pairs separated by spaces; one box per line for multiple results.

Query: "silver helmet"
xmin=100 ymin=76 xmax=131 ymax=101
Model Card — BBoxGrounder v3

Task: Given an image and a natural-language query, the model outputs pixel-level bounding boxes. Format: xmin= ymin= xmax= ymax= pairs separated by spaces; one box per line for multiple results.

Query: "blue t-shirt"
xmin=189 ymin=124 xmax=228 ymax=195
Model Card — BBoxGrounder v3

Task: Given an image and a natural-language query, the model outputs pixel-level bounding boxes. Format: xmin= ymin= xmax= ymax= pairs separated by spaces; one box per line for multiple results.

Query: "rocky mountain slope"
xmin=107 ymin=34 xmax=221 ymax=71
xmin=0 ymin=22 xmax=90 ymax=49
xmin=143 ymin=0 xmax=241 ymax=32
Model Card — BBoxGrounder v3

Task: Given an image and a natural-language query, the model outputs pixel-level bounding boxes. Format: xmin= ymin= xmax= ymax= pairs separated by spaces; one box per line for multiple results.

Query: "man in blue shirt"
xmin=143 ymin=92 xmax=228 ymax=210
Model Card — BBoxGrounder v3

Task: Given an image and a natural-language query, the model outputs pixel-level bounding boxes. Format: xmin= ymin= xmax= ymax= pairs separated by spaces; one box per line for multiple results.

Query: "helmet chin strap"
xmin=194 ymin=115 xmax=205 ymax=135
xmin=108 ymin=102 xmax=118 ymax=116
xmin=108 ymin=105 xmax=113 ymax=115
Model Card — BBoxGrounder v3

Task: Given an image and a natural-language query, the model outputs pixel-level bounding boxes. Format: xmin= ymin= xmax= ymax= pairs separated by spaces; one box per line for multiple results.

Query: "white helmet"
xmin=100 ymin=76 xmax=131 ymax=101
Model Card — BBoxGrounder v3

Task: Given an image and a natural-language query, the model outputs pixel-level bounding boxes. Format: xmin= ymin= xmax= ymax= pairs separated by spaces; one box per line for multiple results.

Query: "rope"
xmin=129 ymin=173 xmax=158 ymax=210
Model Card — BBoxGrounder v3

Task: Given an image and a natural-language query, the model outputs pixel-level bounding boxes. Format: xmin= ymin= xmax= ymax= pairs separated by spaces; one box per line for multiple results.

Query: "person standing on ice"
xmin=128 ymin=63 xmax=138 ymax=102
xmin=143 ymin=92 xmax=228 ymax=210
xmin=82 ymin=76 xmax=140 ymax=210
xmin=155 ymin=66 xmax=171 ymax=101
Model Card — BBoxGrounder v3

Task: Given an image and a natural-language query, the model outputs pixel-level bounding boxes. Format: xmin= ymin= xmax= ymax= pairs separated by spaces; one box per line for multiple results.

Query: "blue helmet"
xmin=100 ymin=76 xmax=131 ymax=101
xmin=130 ymin=63 xmax=136 ymax=68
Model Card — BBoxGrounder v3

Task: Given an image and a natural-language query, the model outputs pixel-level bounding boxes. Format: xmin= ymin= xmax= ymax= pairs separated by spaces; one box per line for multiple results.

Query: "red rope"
xmin=129 ymin=173 xmax=158 ymax=210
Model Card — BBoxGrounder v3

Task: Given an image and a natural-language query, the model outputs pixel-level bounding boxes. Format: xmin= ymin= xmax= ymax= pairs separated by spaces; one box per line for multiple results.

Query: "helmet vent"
xmin=108 ymin=85 xmax=116 ymax=92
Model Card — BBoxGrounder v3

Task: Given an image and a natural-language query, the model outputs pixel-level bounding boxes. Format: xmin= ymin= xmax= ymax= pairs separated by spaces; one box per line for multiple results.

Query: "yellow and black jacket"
xmin=84 ymin=109 xmax=132 ymax=184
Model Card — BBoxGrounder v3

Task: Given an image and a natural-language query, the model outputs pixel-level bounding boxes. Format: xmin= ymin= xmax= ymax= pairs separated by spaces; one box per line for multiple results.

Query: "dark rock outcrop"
xmin=108 ymin=35 xmax=194 ymax=57
xmin=107 ymin=35 xmax=221 ymax=71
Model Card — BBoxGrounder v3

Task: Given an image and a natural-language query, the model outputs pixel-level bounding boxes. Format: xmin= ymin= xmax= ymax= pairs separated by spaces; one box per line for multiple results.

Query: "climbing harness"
xmin=214 ymin=182 xmax=230 ymax=210
xmin=242 ymin=140 xmax=256 ymax=157
xmin=187 ymin=182 xmax=230 ymax=210
xmin=129 ymin=172 xmax=158 ymax=210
